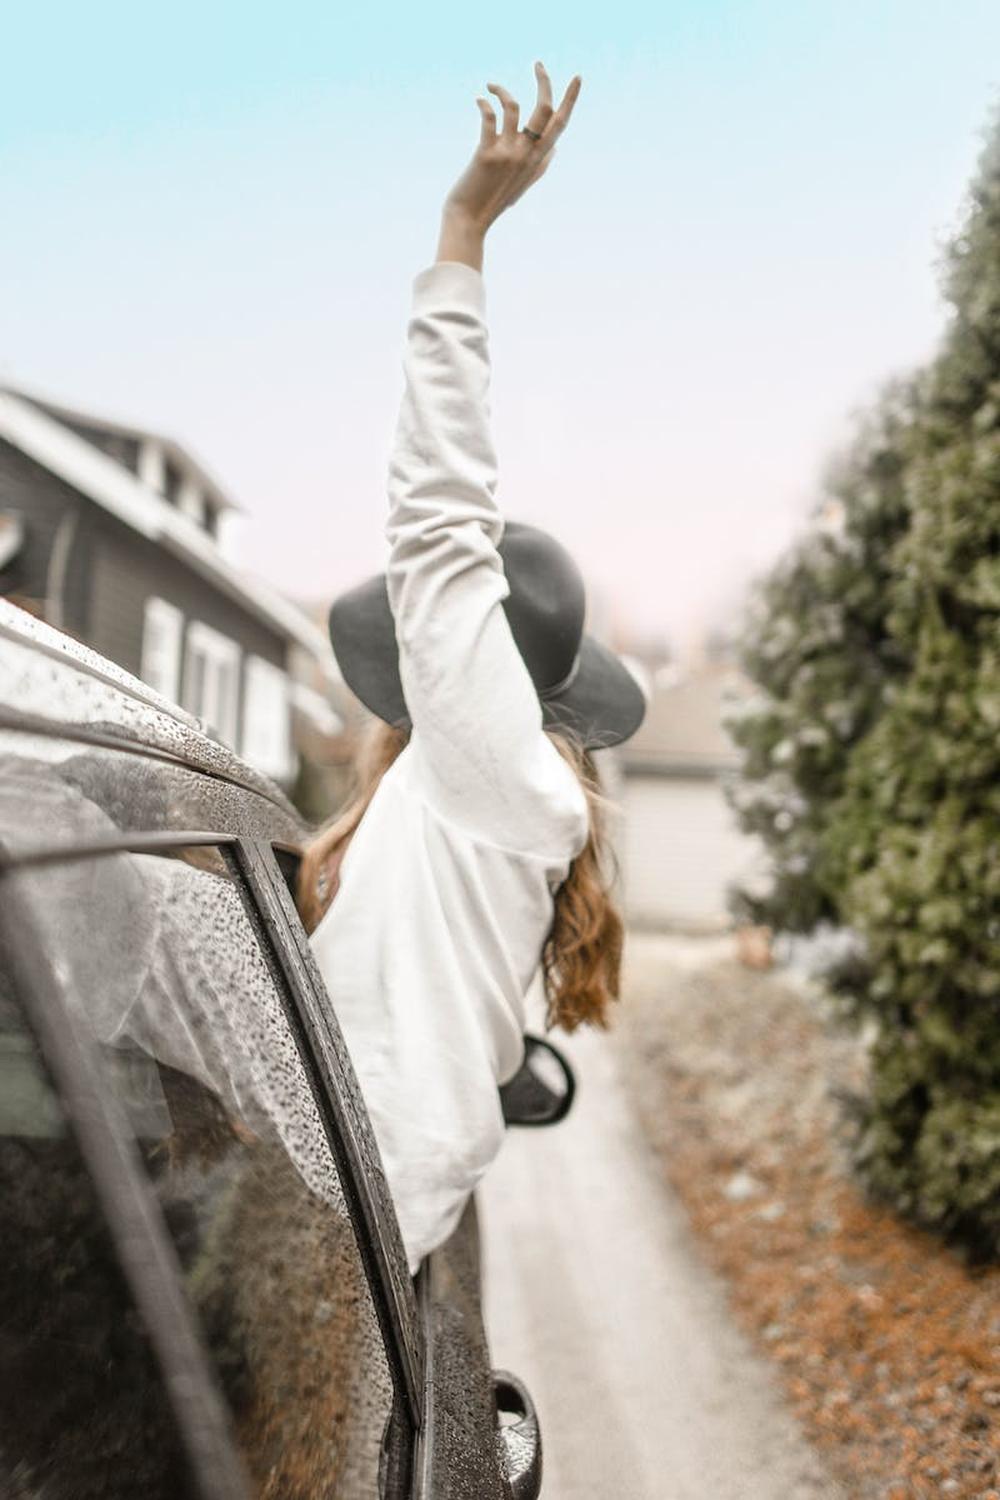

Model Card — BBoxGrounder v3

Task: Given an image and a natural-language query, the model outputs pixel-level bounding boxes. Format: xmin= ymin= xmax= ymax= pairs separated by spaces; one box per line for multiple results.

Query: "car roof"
xmin=0 ymin=599 xmax=301 ymax=821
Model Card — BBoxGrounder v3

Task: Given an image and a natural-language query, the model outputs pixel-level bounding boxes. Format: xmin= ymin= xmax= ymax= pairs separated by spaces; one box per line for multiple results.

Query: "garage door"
xmin=621 ymin=775 xmax=763 ymax=930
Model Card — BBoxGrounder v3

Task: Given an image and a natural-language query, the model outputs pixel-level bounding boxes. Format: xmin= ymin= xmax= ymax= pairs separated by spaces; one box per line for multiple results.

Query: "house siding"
xmin=89 ymin=519 xmax=285 ymax=669
xmin=89 ymin=529 xmax=145 ymax=673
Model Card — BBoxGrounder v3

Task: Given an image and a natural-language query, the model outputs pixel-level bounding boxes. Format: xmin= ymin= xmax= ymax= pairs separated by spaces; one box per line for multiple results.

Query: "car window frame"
xmin=0 ymin=826 xmax=425 ymax=1496
xmin=235 ymin=837 xmax=424 ymax=1419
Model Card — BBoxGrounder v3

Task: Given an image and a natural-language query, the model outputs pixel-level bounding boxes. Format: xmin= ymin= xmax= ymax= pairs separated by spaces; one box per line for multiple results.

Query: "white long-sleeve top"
xmin=310 ymin=260 xmax=589 ymax=1272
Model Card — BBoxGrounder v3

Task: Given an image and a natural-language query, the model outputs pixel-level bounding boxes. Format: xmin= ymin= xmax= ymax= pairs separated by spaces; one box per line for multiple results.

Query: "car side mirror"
xmin=493 ymin=1370 xmax=542 ymax=1500
xmin=499 ymin=1034 xmax=575 ymax=1128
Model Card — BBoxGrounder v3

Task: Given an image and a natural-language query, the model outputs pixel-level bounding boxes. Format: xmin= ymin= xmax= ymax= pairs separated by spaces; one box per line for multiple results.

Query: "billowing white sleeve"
xmin=385 ymin=261 xmax=587 ymax=859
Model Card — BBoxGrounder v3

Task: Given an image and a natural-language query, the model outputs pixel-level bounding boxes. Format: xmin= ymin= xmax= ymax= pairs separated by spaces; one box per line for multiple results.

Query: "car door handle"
xmin=493 ymin=1369 xmax=542 ymax=1500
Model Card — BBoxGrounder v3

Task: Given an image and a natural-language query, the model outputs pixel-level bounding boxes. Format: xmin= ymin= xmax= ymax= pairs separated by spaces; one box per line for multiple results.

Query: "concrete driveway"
xmin=479 ymin=946 xmax=843 ymax=1500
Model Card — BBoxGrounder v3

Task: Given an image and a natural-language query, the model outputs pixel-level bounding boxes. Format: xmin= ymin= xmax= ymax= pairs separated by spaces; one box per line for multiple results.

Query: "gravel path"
xmin=479 ymin=938 xmax=843 ymax=1500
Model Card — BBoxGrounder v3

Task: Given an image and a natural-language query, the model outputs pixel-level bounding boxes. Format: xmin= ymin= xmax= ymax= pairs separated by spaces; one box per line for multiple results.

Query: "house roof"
xmin=0 ymin=388 xmax=338 ymax=679
xmin=2 ymin=383 xmax=242 ymax=515
xmin=621 ymin=663 xmax=751 ymax=774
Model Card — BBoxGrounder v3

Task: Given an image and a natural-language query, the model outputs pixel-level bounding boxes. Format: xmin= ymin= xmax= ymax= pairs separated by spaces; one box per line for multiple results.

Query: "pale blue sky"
xmin=5 ymin=2 xmax=1000 ymax=650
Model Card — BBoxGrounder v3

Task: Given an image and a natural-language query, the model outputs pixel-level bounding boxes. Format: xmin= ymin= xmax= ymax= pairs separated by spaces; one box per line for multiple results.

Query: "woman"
xmin=298 ymin=63 xmax=646 ymax=1275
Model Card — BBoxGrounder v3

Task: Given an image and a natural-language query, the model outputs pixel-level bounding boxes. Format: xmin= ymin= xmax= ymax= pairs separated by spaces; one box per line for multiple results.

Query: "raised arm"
xmin=385 ymin=65 xmax=586 ymax=854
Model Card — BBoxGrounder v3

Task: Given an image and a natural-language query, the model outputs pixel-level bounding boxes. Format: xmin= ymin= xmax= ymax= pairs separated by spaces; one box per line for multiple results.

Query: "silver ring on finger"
xmin=522 ymin=127 xmax=542 ymax=141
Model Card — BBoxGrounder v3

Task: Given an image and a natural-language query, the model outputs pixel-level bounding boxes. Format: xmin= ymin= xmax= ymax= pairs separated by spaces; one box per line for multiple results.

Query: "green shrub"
xmin=731 ymin=115 xmax=1000 ymax=1255
xmin=726 ymin=381 xmax=915 ymax=933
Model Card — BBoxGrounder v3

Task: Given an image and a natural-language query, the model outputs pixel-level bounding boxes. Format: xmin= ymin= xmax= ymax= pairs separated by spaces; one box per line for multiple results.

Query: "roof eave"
xmin=0 ymin=391 xmax=339 ymax=680
xmin=1 ymin=383 xmax=243 ymax=515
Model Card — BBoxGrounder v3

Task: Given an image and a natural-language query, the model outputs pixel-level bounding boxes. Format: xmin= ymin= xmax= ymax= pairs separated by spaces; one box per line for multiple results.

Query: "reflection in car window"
xmin=18 ymin=851 xmax=395 ymax=1500
xmin=0 ymin=976 xmax=198 ymax=1500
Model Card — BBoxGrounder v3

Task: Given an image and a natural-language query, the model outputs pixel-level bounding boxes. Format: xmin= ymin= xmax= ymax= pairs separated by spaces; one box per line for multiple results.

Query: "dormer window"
xmin=162 ymin=460 xmax=182 ymax=506
xmin=135 ymin=438 xmax=218 ymax=539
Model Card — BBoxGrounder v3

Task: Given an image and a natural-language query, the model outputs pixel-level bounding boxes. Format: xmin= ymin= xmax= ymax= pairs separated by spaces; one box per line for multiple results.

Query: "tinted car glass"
xmin=0 ymin=973 xmax=199 ymax=1500
xmin=12 ymin=846 xmax=396 ymax=1499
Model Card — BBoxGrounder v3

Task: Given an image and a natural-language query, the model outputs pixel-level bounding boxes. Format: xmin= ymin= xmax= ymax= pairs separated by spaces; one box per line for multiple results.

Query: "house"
xmin=0 ymin=385 xmax=340 ymax=788
xmin=618 ymin=662 xmax=766 ymax=931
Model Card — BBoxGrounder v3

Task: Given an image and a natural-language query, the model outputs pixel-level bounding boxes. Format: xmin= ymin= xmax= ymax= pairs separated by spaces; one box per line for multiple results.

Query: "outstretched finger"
xmin=523 ymin=59 xmax=555 ymax=139
xmin=476 ymin=95 xmax=497 ymax=146
xmin=546 ymin=73 xmax=582 ymax=144
xmin=486 ymin=81 xmax=520 ymax=140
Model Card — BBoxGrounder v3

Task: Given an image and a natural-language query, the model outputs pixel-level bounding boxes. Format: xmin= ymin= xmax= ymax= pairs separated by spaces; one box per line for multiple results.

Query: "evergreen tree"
xmin=732 ymin=114 xmax=1000 ymax=1253
xmin=726 ymin=382 xmax=914 ymax=933
xmin=821 ymin=123 xmax=1000 ymax=1253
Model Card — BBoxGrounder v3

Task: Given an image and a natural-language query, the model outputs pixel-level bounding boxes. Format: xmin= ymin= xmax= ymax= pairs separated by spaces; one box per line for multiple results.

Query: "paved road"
xmin=479 ymin=939 xmax=843 ymax=1500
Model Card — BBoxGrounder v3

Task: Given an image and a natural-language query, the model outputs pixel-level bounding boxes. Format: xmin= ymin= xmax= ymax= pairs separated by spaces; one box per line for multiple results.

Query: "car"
xmin=0 ymin=598 xmax=573 ymax=1500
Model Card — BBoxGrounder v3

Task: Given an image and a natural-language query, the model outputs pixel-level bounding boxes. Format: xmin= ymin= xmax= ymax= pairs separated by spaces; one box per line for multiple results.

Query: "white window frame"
xmin=140 ymin=596 xmax=183 ymax=704
xmin=241 ymin=654 xmax=293 ymax=782
xmin=181 ymin=620 xmax=241 ymax=747
xmin=137 ymin=439 xmax=166 ymax=494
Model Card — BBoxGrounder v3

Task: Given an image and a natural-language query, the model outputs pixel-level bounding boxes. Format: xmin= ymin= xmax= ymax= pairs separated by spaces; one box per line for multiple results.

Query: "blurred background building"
xmin=0 ymin=384 xmax=347 ymax=804
xmin=618 ymin=658 xmax=765 ymax=931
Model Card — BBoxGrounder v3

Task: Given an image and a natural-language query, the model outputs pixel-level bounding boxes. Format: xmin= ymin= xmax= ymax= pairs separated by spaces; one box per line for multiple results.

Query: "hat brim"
xmin=540 ymin=633 xmax=647 ymax=750
xmin=328 ymin=573 xmax=647 ymax=752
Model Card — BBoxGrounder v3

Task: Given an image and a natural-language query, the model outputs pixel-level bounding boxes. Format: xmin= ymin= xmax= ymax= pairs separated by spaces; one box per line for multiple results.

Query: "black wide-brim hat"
xmin=328 ymin=520 xmax=647 ymax=751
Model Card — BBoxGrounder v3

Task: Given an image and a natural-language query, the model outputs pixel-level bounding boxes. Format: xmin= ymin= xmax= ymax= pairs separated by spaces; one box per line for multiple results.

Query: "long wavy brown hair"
xmin=296 ymin=719 xmax=623 ymax=1031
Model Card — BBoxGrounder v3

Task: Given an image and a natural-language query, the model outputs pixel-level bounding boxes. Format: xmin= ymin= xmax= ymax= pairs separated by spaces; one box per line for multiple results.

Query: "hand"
xmin=437 ymin=62 xmax=582 ymax=269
